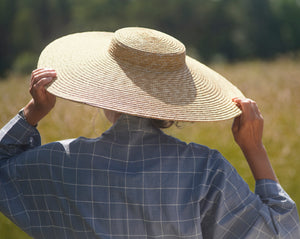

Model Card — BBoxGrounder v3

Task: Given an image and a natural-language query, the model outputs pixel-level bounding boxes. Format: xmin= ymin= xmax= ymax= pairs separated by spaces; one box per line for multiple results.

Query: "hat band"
xmin=108 ymin=37 xmax=186 ymax=72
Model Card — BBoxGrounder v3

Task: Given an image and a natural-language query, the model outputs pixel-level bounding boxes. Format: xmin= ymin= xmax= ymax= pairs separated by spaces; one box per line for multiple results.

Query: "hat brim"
xmin=38 ymin=31 xmax=244 ymax=122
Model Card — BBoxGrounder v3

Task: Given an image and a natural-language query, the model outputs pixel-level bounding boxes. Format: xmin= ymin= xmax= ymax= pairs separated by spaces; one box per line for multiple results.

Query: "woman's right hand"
xmin=231 ymin=98 xmax=277 ymax=182
xmin=231 ymin=98 xmax=264 ymax=152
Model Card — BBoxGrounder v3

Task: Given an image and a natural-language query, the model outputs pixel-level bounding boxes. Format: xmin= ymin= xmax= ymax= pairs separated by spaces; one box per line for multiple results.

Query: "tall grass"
xmin=0 ymin=57 xmax=299 ymax=238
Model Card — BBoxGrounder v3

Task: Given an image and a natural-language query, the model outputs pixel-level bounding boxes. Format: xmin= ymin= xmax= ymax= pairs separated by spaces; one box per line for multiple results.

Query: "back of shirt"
xmin=1 ymin=114 xmax=299 ymax=238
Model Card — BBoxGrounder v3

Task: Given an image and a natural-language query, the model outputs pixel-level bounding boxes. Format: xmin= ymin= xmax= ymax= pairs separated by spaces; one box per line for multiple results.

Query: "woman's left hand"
xmin=23 ymin=68 xmax=57 ymax=126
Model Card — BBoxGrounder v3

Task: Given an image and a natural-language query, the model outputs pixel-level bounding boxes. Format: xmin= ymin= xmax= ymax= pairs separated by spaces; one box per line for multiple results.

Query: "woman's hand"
xmin=23 ymin=68 xmax=57 ymax=126
xmin=232 ymin=98 xmax=277 ymax=182
xmin=232 ymin=98 xmax=264 ymax=152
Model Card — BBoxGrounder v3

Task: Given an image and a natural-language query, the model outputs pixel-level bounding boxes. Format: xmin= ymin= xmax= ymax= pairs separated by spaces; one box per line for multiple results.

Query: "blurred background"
xmin=0 ymin=0 xmax=300 ymax=238
xmin=1 ymin=0 xmax=300 ymax=76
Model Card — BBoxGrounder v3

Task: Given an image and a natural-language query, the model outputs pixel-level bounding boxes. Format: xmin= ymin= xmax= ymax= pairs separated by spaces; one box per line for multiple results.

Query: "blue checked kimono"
xmin=0 ymin=113 xmax=299 ymax=238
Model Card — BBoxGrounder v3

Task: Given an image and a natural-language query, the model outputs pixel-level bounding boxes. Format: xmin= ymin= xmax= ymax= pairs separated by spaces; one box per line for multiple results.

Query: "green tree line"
xmin=1 ymin=0 xmax=300 ymax=76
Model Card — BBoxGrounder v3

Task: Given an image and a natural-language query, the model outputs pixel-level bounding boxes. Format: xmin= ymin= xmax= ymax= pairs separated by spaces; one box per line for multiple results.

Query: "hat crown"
xmin=109 ymin=27 xmax=186 ymax=71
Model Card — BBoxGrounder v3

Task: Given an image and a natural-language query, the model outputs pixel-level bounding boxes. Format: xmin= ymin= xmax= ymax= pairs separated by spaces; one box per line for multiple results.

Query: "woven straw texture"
xmin=38 ymin=27 xmax=244 ymax=122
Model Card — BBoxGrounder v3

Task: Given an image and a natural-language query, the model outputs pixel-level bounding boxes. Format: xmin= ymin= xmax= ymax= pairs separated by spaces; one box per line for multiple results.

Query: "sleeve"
xmin=0 ymin=113 xmax=42 ymax=233
xmin=255 ymin=179 xmax=300 ymax=237
xmin=200 ymin=150 xmax=300 ymax=239
xmin=0 ymin=113 xmax=41 ymax=160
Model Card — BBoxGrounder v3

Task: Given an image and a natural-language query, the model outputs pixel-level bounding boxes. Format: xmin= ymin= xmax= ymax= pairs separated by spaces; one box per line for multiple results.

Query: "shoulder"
xmin=41 ymin=136 xmax=94 ymax=155
xmin=159 ymin=132 xmax=227 ymax=163
xmin=187 ymin=142 xmax=228 ymax=164
xmin=187 ymin=142 xmax=212 ymax=157
xmin=187 ymin=143 xmax=243 ymax=193
xmin=160 ymin=133 xmax=234 ymax=175
xmin=21 ymin=137 xmax=84 ymax=162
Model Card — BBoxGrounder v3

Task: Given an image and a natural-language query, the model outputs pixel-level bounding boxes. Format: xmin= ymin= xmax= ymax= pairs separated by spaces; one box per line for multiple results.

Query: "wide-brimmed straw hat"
xmin=38 ymin=27 xmax=244 ymax=121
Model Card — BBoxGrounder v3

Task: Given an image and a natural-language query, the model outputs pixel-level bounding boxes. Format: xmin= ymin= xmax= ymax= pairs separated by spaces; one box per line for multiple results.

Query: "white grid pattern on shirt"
xmin=0 ymin=114 xmax=299 ymax=238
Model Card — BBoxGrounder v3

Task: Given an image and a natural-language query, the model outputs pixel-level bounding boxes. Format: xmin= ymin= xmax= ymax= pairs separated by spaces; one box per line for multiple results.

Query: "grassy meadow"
xmin=0 ymin=57 xmax=299 ymax=238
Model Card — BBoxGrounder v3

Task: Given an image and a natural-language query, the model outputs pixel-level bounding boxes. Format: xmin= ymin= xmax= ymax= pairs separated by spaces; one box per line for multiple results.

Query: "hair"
xmin=151 ymin=119 xmax=175 ymax=129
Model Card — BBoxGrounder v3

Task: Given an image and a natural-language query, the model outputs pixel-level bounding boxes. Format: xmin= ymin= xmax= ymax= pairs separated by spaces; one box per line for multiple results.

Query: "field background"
xmin=0 ymin=57 xmax=299 ymax=238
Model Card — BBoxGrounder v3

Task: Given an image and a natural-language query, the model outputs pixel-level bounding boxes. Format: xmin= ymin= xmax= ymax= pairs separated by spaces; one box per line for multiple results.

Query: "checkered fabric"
xmin=0 ymin=113 xmax=299 ymax=238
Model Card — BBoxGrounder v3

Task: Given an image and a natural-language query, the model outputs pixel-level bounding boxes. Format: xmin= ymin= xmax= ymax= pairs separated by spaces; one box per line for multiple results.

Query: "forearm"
xmin=241 ymin=143 xmax=278 ymax=182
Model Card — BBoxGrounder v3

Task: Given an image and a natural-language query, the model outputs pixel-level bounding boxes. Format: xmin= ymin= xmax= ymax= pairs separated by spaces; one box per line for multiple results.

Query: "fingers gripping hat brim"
xmin=38 ymin=28 xmax=244 ymax=122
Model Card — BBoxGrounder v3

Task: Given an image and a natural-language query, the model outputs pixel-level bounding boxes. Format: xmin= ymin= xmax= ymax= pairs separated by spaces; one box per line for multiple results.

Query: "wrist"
xmin=18 ymin=108 xmax=38 ymax=127
xmin=23 ymin=99 xmax=52 ymax=126
xmin=239 ymin=141 xmax=265 ymax=156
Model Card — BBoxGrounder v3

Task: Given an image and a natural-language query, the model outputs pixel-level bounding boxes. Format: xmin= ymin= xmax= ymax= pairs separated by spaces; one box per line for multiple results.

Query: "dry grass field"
xmin=0 ymin=57 xmax=299 ymax=238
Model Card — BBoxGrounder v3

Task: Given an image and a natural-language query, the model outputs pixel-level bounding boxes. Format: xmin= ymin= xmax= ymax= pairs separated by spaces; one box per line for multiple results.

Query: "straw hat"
xmin=38 ymin=27 xmax=244 ymax=122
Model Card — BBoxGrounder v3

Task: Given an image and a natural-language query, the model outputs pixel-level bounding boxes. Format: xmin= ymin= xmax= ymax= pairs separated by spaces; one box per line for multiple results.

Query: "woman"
xmin=1 ymin=27 xmax=299 ymax=238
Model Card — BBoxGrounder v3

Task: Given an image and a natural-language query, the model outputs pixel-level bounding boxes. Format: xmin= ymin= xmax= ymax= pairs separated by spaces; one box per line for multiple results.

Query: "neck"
xmin=103 ymin=109 xmax=122 ymax=124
